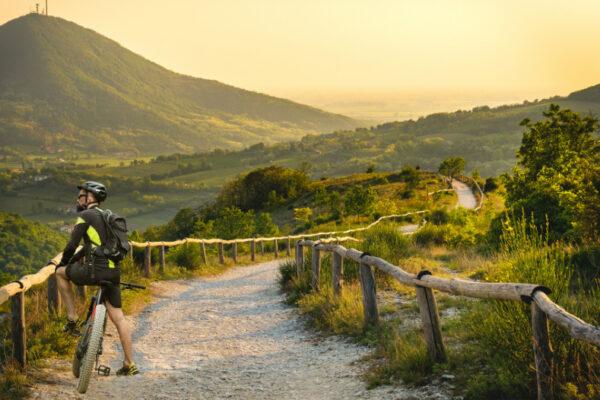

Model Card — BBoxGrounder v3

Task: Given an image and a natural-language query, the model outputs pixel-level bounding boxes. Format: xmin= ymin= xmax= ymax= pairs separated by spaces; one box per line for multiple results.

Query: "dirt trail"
xmin=29 ymin=260 xmax=455 ymax=399
xmin=451 ymin=180 xmax=477 ymax=209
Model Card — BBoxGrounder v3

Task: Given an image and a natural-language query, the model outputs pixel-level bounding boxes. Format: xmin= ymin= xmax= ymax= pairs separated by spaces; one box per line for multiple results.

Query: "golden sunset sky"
xmin=2 ymin=0 xmax=599 ymax=118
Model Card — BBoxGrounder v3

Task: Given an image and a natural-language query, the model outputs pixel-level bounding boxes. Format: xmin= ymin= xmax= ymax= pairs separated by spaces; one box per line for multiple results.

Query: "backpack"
xmin=97 ymin=209 xmax=131 ymax=262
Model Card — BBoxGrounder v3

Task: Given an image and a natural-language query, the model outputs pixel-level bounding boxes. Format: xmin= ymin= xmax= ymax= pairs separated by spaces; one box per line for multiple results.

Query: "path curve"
xmin=30 ymin=260 xmax=454 ymax=399
xmin=451 ymin=180 xmax=477 ymax=209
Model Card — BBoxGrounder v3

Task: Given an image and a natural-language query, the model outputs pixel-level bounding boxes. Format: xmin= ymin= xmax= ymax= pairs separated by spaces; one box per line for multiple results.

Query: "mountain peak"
xmin=0 ymin=15 xmax=360 ymax=155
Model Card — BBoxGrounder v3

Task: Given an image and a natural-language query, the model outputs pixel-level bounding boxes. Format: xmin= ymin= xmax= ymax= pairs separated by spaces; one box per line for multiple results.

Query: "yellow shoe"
xmin=116 ymin=363 xmax=139 ymax=376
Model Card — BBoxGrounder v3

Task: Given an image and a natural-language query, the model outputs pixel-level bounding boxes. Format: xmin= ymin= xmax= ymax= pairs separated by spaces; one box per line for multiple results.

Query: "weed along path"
xmin=451 ymin=180 xmax=477 ymax=209
xmin=30 ymin=260 xmax=454 ymax=399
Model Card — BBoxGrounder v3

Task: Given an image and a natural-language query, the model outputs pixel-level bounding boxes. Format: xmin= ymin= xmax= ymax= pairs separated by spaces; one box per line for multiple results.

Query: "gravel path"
xmin=451 ymin=180 xmax=477 ymax=209
xmin=29 ymin=260 xmax=454 ymax=399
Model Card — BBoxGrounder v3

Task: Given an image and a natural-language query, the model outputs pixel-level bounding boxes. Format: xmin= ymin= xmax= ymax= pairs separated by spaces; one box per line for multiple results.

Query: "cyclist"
xmin=52 ymin=181 xmax=139 ymax=376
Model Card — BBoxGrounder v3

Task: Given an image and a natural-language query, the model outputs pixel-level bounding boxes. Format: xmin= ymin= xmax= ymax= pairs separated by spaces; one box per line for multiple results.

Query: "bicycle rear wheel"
xmin=76 ymin=304 xmax=106 ymax=393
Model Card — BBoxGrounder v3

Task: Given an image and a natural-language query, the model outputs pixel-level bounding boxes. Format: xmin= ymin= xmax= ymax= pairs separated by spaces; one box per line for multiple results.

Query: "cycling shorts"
xmin=66 ymin=263 xmax=122 ymax=308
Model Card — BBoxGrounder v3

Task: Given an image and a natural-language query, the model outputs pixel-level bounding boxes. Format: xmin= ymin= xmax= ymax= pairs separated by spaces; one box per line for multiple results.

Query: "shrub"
xmin=429 ymin=208 xmax=449 ymax=225
xmin=361 ymin=223 xmax=412 ymax=265
xmin=166 ymin=244 xmax=205 ymax=270
xmin=484 ymin=177 xmax=499 ymax=192
xmin=462 ymin=218 xmax=600 ymax=399
xmin=413 ymin=224 xmax=448 ymax=246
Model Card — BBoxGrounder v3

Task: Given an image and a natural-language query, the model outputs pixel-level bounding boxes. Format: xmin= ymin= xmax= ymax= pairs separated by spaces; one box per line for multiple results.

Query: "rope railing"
xmin=296 ymin=239 xmax=598 ymax=400
xmin=128 ymin=210 xmax=429 ymax=248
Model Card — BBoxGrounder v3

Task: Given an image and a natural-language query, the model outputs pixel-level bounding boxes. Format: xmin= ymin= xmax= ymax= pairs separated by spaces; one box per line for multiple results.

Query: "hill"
xmin=0 ymin=212 xmax=66 ymax=285
xmin=0 ymin=14 xmax=360 ymax=156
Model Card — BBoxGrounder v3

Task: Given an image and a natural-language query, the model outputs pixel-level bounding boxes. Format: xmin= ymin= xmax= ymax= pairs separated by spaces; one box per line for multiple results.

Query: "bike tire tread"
xmin=76 ymin=304 xmax=106 ymax=393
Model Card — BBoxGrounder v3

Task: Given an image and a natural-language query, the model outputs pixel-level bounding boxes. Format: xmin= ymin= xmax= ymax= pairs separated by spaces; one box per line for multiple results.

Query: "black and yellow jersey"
xmin=59 ymin=206 xmax=116 ymax=268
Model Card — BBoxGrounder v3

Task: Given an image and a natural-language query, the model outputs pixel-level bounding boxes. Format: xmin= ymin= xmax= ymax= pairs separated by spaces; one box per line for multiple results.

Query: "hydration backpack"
xmin=97 ymin=209 xmax=131 ymax=262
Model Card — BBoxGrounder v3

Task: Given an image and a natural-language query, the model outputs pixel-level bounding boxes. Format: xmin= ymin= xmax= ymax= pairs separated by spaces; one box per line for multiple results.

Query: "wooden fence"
xmin=0 ymin=211 xmax=425 ymax=368
xmin=296 ymin=239 xmax=600 ymax=400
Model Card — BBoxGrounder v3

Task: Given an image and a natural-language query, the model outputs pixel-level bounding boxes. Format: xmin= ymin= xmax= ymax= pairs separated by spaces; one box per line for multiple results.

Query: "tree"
xmin=399 ymin=164 xmax=420 ymax=189
xmin=502 ymin=104 xmax=600 ymax=240
xmin=344 ymin=185 xmax=378 ymax=218
xmin=294 ymin=208 xmax=312 ymax=223
xmin=217 ymin=165 xmax=309 ymax=211
xmin=327 ymin=191 xmax=342 ymax=219
xmin=213 ymin=207 xmax=254 ymax=239
xmin=255 ymin=212 xmax=278 ymax=236
xmin=438 ymin=157 xmax=466 ymax=181
xmin=161 ymin=207 xmax=198 ymax=240
xmin=314 ymin=186 xmax=329 ymax=208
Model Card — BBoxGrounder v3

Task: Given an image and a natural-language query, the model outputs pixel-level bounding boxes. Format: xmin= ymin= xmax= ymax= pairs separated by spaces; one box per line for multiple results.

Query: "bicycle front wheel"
xmin=76 ymin=304 xmax=106 ymax=393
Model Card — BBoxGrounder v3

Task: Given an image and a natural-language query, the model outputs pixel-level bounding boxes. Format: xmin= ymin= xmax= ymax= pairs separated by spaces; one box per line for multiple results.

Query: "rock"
xmin=441 ymin=374 xmax=455 ymax=380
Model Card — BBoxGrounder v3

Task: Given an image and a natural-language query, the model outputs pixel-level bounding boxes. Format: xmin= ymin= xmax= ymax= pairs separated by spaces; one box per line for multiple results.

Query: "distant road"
xmin=399 ymin=224 xmax=420 ymax=234
xmin=452 ymin=180 xmax=477 ymax=209
xmin=399 ymin=179 xmax=477 ymax=235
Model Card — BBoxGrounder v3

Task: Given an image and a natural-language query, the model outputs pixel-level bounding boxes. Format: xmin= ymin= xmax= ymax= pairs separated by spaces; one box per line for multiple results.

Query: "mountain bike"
xmin=72 ymin=281 xmax=146 ymax=393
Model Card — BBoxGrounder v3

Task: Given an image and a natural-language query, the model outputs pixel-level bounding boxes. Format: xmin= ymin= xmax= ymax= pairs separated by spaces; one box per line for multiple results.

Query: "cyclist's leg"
xmin=106 ymin=301 xmax=134 ymax=366
xmin=56 ymin=266 xmax=78 ymax=321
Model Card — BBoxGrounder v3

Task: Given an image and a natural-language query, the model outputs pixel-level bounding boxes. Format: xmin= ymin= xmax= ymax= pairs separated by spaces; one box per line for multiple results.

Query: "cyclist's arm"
xmin=58 ymin=217 xmax=88 ymax=266
xmin=70 ymin=247 xmax=86 ymax=263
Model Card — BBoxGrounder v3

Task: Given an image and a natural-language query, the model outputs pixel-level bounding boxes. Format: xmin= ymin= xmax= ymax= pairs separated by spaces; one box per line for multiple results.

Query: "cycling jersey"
xmin=59 ymin=206 xmax=116 ymax=268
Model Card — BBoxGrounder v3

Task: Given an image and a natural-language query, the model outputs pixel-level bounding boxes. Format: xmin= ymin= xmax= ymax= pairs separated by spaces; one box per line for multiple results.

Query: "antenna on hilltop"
xmin=36 ymin=3 xmax=39 ymax=14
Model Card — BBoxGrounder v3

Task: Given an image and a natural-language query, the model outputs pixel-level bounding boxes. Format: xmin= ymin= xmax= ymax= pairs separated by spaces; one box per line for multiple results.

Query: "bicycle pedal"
xmin=97 ymin=365 xmax=110 ymax=376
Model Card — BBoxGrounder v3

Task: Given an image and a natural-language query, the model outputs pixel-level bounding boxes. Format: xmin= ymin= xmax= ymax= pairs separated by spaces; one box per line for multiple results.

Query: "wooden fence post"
xmin=232 ymin=242 xmax=237 ymax=263
xmin=532 ymin=302 xmax=554 ymax=400
xmin=159 ymin=246 xmax=165 ymax=274
xmin=295 ymin=242 xmax=304 ymax=278
xmin=11 ymin=292 xmax=26 ymax=368
xmin=144 ymin=246 xmax=152 ymax=278
xmin=415 ymin=273 xmax=446 ymax=362
xmin=47 ymin=274 xmax=60 ymax=314
xmin=359 ymin=262 xmax=378 ymax=325
xmin=286 ymin=237 xmax=291 ymax=256
xmin=274 ymin=239 xmax=279 ymax=258
xmin=260 ymin=240 xmax=264 ymax=256
xmin=201 ymin=242 xmax=207 ymax=264
xmin=332 ymin=252 xmax=343 ymax=296
xmin=218 ymin=242 xmax=224 ymax=264
xmin=251 ymin=240 xmax=256 ymax=262
xmin=311 ymin=246 xmax=320 ymax=291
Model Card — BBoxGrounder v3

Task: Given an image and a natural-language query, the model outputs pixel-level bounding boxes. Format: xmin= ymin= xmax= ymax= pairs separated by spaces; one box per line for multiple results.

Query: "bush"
xmin=413 ymin=224 xmax=449 ymax=246
xmin=484 ymin=177 xmax=499 ymax=192
xmin=166 ymin=244 xmax=205 ymax=270
xmin=462 ymin=218 xmax=600 ymax=399
xmin=429 ymin=208 xmax=449 ymax=225
xmin=361 ymin=223 xmax=412 ymax=265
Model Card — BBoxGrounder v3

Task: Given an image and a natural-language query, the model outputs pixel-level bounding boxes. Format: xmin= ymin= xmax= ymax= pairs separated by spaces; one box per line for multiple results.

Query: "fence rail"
xmin=296 ymin=239 xmax=600 ymax=400
xmin=0 ymin=211 xmax=424 ymax=369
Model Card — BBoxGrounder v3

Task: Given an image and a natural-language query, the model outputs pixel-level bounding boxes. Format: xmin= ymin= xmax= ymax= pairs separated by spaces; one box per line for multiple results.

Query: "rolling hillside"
xmin=0 ymin=14 xmax=360 ymax=156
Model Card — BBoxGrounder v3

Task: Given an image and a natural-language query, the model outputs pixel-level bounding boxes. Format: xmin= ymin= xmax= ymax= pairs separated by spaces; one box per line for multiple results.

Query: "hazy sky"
xmin=2 ymin=0 xmax=599 ymax=102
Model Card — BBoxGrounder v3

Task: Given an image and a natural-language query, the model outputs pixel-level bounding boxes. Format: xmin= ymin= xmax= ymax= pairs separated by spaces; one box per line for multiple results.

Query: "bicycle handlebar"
xmin=120 ymin=282 xmax=146 ymax=290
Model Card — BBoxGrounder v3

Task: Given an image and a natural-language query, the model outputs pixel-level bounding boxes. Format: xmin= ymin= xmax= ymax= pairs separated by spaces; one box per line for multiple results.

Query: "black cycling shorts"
xmin=66 ymin=263 xmax=122 ymax=308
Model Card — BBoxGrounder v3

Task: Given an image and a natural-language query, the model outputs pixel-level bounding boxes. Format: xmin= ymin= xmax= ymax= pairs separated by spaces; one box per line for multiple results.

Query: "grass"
xmin=279 ymin=212 xmax=600 ymax=399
